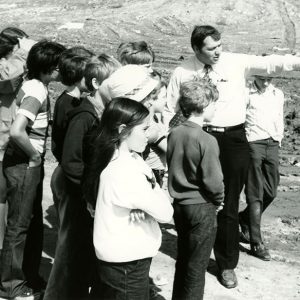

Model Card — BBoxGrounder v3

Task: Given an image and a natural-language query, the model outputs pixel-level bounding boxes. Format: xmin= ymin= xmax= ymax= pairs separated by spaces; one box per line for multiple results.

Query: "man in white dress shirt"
xmin=239 ymin=75 xmax=284 ymax=262
xmin=166 ymin=25 xmax=300 ymax=289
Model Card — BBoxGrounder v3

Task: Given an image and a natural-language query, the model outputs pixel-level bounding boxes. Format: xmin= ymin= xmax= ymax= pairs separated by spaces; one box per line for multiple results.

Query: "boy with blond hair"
xmin=167 ymin=78 xmax=224 ymax=300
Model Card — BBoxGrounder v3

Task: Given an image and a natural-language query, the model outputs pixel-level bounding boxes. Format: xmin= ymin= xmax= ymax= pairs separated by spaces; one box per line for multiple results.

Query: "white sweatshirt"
xmin=93 ymin=149 xmax=173 ymax=263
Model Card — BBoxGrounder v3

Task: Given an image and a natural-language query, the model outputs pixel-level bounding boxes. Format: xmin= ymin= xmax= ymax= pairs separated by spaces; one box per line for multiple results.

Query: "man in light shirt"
xmin=239 ymin=75 xmax=284 ymax=261
xmin=166 ymin=25 xmax=300 ymax=289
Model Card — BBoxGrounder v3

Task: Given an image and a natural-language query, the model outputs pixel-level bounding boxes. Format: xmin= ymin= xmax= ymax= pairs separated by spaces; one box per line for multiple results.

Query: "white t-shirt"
xmin=16 ymin=79 xmax=49 ymax=154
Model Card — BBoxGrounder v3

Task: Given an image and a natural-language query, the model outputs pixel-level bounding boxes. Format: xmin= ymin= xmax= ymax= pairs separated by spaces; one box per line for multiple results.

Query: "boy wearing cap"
xmin=239 ymin=75 xmax=284 ymax=261
xmin=100 ymin=64 xmax=168 ymax=186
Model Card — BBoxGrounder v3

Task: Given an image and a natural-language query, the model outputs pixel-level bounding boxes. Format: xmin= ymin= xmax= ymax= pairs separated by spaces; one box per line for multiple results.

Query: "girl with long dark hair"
xmin=84 ymin=98 xmax=173 ymax=299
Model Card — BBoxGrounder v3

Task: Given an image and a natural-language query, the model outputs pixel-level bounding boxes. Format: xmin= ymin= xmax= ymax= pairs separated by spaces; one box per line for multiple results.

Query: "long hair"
xmin=82 ymin=98 xmax=149 ymax=209
xmin=0 ymin=27 xmax=28 ymax=44
xmin=0 ymin=27 xmax=28 ymax=59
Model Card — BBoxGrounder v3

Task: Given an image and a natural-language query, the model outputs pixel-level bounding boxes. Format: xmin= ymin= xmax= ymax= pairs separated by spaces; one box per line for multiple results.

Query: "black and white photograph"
xmin=0 ymin=1 xmax=299 ymax=299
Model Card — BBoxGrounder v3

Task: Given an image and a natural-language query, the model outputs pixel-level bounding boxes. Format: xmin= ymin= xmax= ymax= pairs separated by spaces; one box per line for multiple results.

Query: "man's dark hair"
xmin=191 ymin=25 xmax=221 ymax=51
xmin=26 ymin=40 xmax=66 ymax=80
xmin=58 ymin=54 xmax=88 ymax=86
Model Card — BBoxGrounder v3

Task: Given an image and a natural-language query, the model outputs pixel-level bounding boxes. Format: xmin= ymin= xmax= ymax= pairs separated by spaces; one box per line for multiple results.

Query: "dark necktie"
xmin=169 ymin=65 xmax=213 ymax=129
xmin=203 ymin=64 xmax=212 ymax=81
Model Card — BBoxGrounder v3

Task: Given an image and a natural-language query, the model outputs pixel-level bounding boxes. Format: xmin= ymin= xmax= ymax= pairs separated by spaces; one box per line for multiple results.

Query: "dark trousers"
xmin=240 ymin=138 xmax=279 ymax=244
xmin=50 ymin=164 xmax=66 ymax=222
xmin=44 ymin=175 xmax=96 ymax=300
xmin=172 ymin=202 xmax=217 ymax=300
xmin=0 ymin=153 xmax=44 ymax=298
xmin=207 ymin=127 xmax=250 ymax=270
xmin=96 ymin=257 xmax=152 ymax=300
xmin=0 ymin=161 xmax=7 ymax=204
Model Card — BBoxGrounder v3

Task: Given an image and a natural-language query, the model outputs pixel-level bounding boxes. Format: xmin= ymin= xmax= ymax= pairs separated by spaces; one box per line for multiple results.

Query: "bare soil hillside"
xmin=0 ymin=1 xmax=299 ymax=299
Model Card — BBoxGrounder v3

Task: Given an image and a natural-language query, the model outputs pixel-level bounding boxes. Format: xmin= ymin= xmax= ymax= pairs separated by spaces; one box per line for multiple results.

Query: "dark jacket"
xmin=61 ymin=99 xmax=99 ymax=186
xmin=51 ymin=92 xmax=81 ymax=163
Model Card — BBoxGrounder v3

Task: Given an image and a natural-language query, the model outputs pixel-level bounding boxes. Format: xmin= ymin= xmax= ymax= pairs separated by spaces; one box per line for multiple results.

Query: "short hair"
xmin=191 ymin=25 xmax=221 ymax=51
xmin=0 ymin=27 xmax=29 ymax=59
xmin=26 ymin=40 xmax=66 ymax=80
xmin=0 ymin=36 xmax=15 ymax=58
xmin=178 ymin=78 xmax=219 ymax=118
xmin=141 ymin=69 xmax=164 ymax=105
xmin=84 ymin=54 xmax=121 ymax=92
xmin=61 ymin=46 xmax=95 ymax=59
xmin=58 ymin=54 xmax=88 ymax=86
xmin=117 ymin=41 xmax=155 ymax=65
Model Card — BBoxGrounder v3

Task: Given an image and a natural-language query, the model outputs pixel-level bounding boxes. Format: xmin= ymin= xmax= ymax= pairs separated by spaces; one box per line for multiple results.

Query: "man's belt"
xmin=203 ymin=123 xmax=245 ymax=133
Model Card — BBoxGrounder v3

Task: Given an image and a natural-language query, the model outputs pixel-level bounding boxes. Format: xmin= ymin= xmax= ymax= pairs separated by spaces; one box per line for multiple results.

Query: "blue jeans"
xmin=172 ymin=202 xmax=217 ymax=300
xmin=96 ymin=257 xmax=152 ymax=300
xmin=0 ymin=152 xmax=44 ymax=298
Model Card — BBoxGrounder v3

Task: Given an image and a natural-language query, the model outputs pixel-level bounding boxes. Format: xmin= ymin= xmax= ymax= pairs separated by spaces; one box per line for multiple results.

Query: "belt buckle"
xmin=204 ymin=126 xmax=225 ymax=133
xmin=215 ymin=127 xmax=225 ymax=132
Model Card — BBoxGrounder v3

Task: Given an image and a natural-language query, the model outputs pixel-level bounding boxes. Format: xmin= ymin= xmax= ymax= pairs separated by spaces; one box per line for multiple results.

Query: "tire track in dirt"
xmin=277 ymin=0 xmax=296 ymax=51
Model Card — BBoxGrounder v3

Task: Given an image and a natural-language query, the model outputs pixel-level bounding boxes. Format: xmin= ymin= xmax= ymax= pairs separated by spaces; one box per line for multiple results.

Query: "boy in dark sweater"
xmin=46 ymin=50 xmax=95 ymax=300
xmin=167 ymin=78 xmax=224 ymax=300
xmin=44 ymin=54 xmax=120 ymax=300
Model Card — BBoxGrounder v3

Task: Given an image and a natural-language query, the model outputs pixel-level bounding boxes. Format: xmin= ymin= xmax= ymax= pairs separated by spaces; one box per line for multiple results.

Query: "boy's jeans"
xmin=0 ymin=152 xmax=44 ymax=298
xmin=241 ymin=138 xmax=279 ymax=244
xmin=172 ymin=202 xmax=217 ymax=300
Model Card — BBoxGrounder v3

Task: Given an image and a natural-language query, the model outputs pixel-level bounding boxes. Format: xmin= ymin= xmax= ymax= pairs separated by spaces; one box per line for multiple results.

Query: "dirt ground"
xmin=40 ymin=162 xmax=300 ymax=300
xmin=1 ymin=0 xmax=300 ymax=299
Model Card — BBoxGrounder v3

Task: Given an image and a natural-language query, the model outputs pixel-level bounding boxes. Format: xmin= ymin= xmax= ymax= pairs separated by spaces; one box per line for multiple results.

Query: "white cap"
xmin=100 ymin=64 xmax=159 ymax=102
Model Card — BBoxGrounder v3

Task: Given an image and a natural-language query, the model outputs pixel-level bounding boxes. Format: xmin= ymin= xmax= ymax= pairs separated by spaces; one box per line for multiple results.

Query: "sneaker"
xmin=250 ymin=242 xmax=271 ymax=261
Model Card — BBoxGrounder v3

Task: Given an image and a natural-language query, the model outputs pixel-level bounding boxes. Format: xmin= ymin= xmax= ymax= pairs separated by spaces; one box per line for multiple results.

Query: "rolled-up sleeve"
xmin=245 ymin=54 xmax=300 ymax=77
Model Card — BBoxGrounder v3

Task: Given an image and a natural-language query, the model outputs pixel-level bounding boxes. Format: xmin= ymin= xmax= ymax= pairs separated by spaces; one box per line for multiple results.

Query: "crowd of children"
xmin=0 ymin=24 xmax=288 ymax=300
